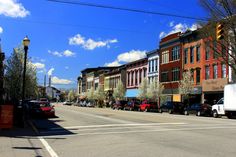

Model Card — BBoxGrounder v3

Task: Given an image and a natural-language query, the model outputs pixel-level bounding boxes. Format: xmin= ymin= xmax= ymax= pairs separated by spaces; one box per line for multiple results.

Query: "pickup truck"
xmin=212 ymin=84 xmax=236 ymax=119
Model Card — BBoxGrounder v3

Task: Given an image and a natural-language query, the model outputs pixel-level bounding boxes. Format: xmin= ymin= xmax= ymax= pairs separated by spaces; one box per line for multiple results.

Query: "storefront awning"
xmin=125 ymin=89 xmax=139 ymax=98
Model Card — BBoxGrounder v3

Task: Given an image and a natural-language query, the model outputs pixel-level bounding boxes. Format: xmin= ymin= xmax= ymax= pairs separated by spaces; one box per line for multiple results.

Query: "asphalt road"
xmin=32 ymin=103 xmax=236 ymax=157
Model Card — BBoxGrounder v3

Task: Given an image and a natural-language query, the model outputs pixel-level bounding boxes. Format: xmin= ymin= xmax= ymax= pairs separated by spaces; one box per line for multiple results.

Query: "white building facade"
xmin=147 ymin=49 xmax=159 ymax=84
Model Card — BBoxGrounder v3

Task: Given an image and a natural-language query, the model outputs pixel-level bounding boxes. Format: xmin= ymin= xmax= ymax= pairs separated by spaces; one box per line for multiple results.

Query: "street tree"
xmin=179 ymin=70 xmax=194 ymax=105
xmin=4 ymin=46 xmax=38 ymax=103
xmin=147 ymin=81 xmax=164 ymax=107
xmin=199 ymin=0 xmax=236 ymax=79
xmin=94 ymin=85 xmax=105 ymax=107
xmin=113 ymin=81 xmax=125 ymax=100
xmin=86 ymin=88 xmax=95 ymax=100
xmin=137 ymin=78 xmax=148 ymax=101
xmin=68 ymin=90 xmax=76 ymax=102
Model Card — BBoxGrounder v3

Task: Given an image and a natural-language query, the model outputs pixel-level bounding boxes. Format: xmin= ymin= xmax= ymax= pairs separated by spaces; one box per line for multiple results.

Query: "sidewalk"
xmin=0 ymin=123 xmax=50 ymax=157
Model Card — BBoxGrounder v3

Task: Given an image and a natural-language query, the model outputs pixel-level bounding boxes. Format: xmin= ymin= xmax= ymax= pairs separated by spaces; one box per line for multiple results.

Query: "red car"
xmin=29 ymin=101 xmax=55 ymax=118
xmin=139 ymin=101 xmax=158 ymax=112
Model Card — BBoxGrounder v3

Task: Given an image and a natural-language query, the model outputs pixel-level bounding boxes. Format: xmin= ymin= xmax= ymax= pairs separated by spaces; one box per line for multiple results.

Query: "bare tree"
xmin=199 ymin=0 xmax=236 ymax=79
xmin=147 ymin=81 xmax=164 ymax=107
xmin=68 ymin=90 xmax=76 ymax=102
xmin=4 ymin=46 xmax=38 ymax=102
xmin=113 ymin=81 xmax=125 ymax=100
xmin=179 ymin=70 xmax=194 ymax=105
xmin=86 ymin=87 xmax=95 ymax=100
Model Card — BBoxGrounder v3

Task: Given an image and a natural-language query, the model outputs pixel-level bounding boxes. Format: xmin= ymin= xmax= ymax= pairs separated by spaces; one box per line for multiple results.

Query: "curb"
xmin=27 ymin=119 xmax=40 ymax=135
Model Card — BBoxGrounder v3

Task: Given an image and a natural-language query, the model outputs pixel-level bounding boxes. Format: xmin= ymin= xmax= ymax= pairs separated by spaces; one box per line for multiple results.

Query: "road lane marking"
xmin=50 ymin=122 xmax=187 ymax=130
xmin=38 ymin=136 xmax=59 ymax=157
xmin=40 ymin=126 xmax=236 ymax=138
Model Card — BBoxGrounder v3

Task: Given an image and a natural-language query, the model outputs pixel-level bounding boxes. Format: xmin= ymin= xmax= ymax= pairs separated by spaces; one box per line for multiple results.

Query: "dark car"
xmin=28 ymin=101 xmax=55 ymax=118
xmin=159 ymin=101 xmax=185 ymax=114
xmin=184 ymin=103 xmax=212 ymax=116
xmin=124 ymin=101 xmax=141 ymax=111
xmin=139 ymin=101 xmax=158 ymax=112
xmin=112 ymin=100 xmax=128 ymax=110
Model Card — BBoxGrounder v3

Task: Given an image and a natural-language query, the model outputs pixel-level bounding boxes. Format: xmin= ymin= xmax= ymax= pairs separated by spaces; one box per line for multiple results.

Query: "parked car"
xmin=39 ymin=98 xmax=49 ymax=102
xmin=28 ymin=100 xmax=55 ymax=118
xmin=112 ymin=100 xmax=128 ymax=110
xmin=159 ymin=101 xmax=185 ymax=114
xmin=124 ymin=101 xmax=141 ymax=111
xmin=79 ymin=100 xmax=87 ymax=107
xmin=184 ymin=103 xmax=212 ymax=116
xmin=63 ymin=101 xmax=72 ymax=105
xmin=139 ymin=101 xmax=158 ymax=112
xmin=86 ymin=100 xmax=95 ymax=107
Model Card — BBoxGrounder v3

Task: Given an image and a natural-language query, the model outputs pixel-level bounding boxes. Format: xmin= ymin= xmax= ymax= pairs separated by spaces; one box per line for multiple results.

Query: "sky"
xmin=0 ymin=0 xmax=208 ymax=89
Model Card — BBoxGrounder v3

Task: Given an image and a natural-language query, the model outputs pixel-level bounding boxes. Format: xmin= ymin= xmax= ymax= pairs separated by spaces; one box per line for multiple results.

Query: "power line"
xmin=47 ymin=0 xmax=209 ymax=21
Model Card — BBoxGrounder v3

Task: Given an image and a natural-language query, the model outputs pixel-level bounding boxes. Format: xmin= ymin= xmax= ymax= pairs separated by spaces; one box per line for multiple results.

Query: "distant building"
xmin=125 ymin=58 xmax=148 ymax=98
xmin=146 ymin=49 xmax=159 ymax=84
xmin=46 ymin=86 xmax=61 ymax=101
xmin=104 ymin=65 xmax=126 ymax=100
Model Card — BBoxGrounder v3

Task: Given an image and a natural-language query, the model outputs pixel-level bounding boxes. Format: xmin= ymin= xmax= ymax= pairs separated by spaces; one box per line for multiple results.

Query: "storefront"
xmin=202 ymin=78 xmax=228 ymax=105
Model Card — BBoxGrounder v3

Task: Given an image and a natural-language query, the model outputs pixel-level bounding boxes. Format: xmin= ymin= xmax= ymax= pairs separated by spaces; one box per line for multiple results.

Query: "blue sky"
xmin=0 ymin=0 xmax=208 ymax=89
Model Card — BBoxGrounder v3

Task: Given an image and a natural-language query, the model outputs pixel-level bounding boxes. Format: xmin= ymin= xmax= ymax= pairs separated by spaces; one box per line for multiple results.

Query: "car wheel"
xmin=184 ymin=110 xmax=189 ymax=115
xmin=168 ymin=109 xmax=173 ymax=114
xmin=159 ymin=109 xmax=162 ymax=113
xmin=213 ymin=110 xmax=218 ymax=118
xmin=129 ymin=108 xmax=132 ymax=111
xmin=196 ymin=111 xmax=201 ymax=116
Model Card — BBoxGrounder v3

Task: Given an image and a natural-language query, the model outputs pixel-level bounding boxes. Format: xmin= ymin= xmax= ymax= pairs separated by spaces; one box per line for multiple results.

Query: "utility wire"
xmin=47 ymin=0 xmax=209 ymax=21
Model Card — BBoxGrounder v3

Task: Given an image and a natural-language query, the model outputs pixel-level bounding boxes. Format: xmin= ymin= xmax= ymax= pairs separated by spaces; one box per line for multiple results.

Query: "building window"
xmin=196 ymin=46 xmax=200 ymax=62
xmin=196 ymin=68 xmax=201 ymax=85
xmin=131 ymin=71 xmax=134 ymax=86
xmin=190 ymin=47 xmax=194 ymax=63
xmin=171 ymin=46 xmax=180 ymax=61
xmin=205 ymin=42 xmax=210 ymax=60
xmin=155 ymin=59 xmax=158 ymax=72
xmin=222 ymin=64 xmax=226 ymax=78
xmin=161 ymin=71 xmax=168 ymax=82
xmin=162 ymin=50 xmax=169 ymax=64
xmin=205 ymin=65 xmax=210 ymax=80
xmin=213 ymin=64 xmax=218 ymax=79
xmin=213 ymin=41 xmax=218 ymax=59
xmin=139 ymin=70 xmax=142 ymax=83
xmin=191 ymin=69 xmax=194 ymax=82
xmin=148 ymin=60 xmax=151 ymax=73
xmin=222 ymin=45 xmax=226 ymax=56
xmin=152 ymin=60 xmax=154 ymax=72
xmin=135 ymin=70 xmax=138 ymax=85
xmin=127 ymin=72 xmax=130 ymax=86
xmin=144 ymin=69 xmax=147 ymax=78
xmin=172 ymin=67 xmax=180 ymax=81
xmin=184 ymin=48 xmax=188 ymax=64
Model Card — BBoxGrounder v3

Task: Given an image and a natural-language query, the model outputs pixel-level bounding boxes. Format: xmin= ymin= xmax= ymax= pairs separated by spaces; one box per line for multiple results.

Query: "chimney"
xmin=49 ymin=75 xmax=51 ymax=87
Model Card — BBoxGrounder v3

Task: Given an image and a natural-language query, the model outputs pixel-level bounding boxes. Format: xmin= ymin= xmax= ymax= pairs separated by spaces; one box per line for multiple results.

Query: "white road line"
xmin=50 ymin=122 xmax=187 ymax=130
xmin=38 ymin=136 xmax=59 ymax=157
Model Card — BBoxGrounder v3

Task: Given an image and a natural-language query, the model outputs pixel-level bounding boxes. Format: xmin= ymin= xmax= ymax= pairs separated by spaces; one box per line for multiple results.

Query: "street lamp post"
xmin=22 ymin=36 xmax=30 ymax=102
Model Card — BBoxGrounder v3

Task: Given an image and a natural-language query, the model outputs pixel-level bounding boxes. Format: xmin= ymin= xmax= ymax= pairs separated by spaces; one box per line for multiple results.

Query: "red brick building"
xmin=159 ymin=32 xmax=182 ymax=101
xmin=181 ymin=30 xmax=230 ymax=105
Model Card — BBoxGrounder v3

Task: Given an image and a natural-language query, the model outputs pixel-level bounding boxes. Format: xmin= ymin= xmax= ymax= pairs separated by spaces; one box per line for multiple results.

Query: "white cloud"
xmin=117 ymin=50 xmax=147 ymax=63
xmin=47 ymin=68 xmax=54 ymax=76
xmin=0 ymin=0 xmax=30 ymax=18
xmin=32 ymin=62 xmax=45 ymax=69
xmin=69 ymin=33 xmax=118 ymax=50
xmin=159 ymin=23 xmax=201 ymax=39
xmin=63 ymin=50 xmax=75 ymax=57
xmin=104 ymin=60 xmax=121 ymax=67
xmin=169 ymin=21 xmax=175 ymax=27
xmin=105 ymin=50 xmax=147 ymax=67
xmin=0 ymin=26 xmax=3 ymax=33
xmin=51 ymin=76 xmax=72 ymax=85
xmin=48 ymin=50 xmax=75 ymax=57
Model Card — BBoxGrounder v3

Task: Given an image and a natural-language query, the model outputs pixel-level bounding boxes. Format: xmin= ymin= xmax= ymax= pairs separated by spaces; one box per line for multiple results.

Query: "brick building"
xmin=159 ymin=32 xmax=182 ymax=101
xmin=0 ymin=45 xmax=5 ymax=103
xmin=125 ymin=58 xmax=148 ymax=98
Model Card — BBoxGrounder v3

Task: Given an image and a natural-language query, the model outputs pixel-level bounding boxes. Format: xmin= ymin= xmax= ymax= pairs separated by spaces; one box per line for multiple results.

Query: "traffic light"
xmin=216 ymin=22 xmax=224 ymax=41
